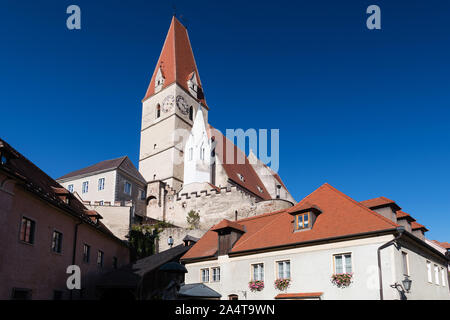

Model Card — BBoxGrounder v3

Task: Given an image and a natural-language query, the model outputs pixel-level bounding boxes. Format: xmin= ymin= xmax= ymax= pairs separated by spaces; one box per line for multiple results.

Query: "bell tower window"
xmin=155 ymin=67 xmax=165 ymax=93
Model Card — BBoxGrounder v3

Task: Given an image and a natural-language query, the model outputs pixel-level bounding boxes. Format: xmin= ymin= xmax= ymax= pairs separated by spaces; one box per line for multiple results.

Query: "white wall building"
xmin=182 ymin=183 xmax=450 ymax=300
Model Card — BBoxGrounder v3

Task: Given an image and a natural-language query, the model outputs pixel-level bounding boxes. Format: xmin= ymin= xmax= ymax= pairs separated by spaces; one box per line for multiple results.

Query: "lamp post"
xmin=390 ymin=275 xmax=412 ymax=300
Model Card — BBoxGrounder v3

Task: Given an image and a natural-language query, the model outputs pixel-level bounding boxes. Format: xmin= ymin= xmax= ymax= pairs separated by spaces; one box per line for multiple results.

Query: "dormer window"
xmin=257 ymin=186 xmax=263 ymax=193
xmin=155 ymin=67 xmax=165 ymax=93
xmin=237 ymin=173 xmax=244 ymax=182
xmin=295 ymin=212 xmax=310 ymax=230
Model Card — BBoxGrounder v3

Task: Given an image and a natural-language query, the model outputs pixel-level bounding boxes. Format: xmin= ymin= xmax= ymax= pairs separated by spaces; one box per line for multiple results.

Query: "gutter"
xmin=70 ymin=219 xmax=83 ymax=300
xmin=377 ymin=226 xmax=405 ymax=300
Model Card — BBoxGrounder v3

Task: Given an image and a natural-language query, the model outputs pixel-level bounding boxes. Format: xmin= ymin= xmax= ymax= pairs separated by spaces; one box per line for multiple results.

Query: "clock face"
xmin=176 ymin=95 xmax=189 ymax=115
xmin=161 ymin=95 xmax=175 ymax=113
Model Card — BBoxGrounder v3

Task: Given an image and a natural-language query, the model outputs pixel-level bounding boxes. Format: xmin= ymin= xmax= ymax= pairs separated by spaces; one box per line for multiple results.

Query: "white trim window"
xmin=201 ymin=268 xmax=209 ymax=283
xmin=401 ymin=251 xmax=409 ymax=276
xmin=82 ymin=181 xmax=89 ymax=194
xmin=68 ymin=184 xmax=74 ymax=193
xmin=124 ymin=181 xmax=132 ymax=195
xmin=98 ymin=178 xmax=105 ymax=191
xmin=252 ymin=263 xmax=264 ymax=281
xmin=334 ymin=253 xmax=352 ymax=274
xmin=212 ymin=267 xmax=220 ymax=282
xmin=441 ymin=267 xmax=446 ymax=287
xmin=427 ymin=261 xmax=432 ymax=283
xmin=434 ymin=264 xmax=440 ymax=285
xmin=277 ymin=260 xmax=291 ymax=279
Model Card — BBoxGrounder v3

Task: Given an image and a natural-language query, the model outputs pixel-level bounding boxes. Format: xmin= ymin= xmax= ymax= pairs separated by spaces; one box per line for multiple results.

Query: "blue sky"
xmin=1 ymin=1 xmax=449 ymax=241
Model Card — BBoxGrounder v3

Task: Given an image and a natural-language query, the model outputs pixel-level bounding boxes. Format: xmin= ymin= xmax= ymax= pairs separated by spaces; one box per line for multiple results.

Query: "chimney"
xmin=211 ymin=220 xmax=246 ymax=256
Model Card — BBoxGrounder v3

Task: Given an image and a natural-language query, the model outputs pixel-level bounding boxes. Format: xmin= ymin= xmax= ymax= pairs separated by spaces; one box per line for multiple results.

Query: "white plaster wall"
xmin=59 ymin=170 xmax=116 ymax=203
xmin=184 ymin=235 xmax=450 ymax=300
xmin=87 ymin=204 xmax=131 ymax=240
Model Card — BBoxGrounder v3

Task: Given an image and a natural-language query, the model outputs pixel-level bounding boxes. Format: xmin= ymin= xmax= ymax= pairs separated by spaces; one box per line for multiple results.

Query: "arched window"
xmin=189 ymin=106 xmax=193 ymax=121
xmin=156 ymin=104 xmax=161 ymax=119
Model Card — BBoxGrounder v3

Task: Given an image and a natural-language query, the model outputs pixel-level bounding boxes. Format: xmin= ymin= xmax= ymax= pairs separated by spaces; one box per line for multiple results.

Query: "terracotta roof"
xmin=431 ymin=240 xmax=450 ymax=250
xmin=208 ymin=125 xmax=271 ymax=200
xmin=360 ymin=196 xmax=401 ymax=211
xmin=143 ymin=16 xmax=207 ymax=107
xmin=396 ymin=210 xmax=416 ymax=222
xmin=275 ymin=292 xmax=323 ymax=299
xmin=411 ymin=221 xmax=429 ymax=232
xmin=57 ymin=156 xmax=146 ymax=184
xmin=181 ymin=183 xmax=398 ymax=260
xmin=0 ymin=139 xmax=121 ymax=240
xmin=211 ymin=219 xmax=246 ymax=233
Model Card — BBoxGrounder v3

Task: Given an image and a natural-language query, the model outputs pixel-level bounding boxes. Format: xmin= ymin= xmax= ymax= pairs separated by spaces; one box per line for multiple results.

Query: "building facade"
xmin=181 ymin=183 xmax=450 ymax=300
xmin=0 ymin=139 xmax=130 ymax=300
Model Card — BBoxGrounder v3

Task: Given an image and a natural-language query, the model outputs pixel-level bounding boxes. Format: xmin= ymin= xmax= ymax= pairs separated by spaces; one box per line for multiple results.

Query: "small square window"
xmin=295 ymin=212 xmax=311 ymax=230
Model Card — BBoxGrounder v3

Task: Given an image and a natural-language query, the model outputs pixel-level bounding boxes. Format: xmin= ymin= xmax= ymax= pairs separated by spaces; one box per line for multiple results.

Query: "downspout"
xmin=70 ymin=219 xmax=83 ymax=300
xmin=377 ymin=226 xmax=405 ymax=300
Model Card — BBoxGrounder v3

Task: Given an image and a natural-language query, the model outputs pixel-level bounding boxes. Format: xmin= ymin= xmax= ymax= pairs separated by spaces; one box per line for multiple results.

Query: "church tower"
xmin=139 ymin=16 xmax=209 ymax=190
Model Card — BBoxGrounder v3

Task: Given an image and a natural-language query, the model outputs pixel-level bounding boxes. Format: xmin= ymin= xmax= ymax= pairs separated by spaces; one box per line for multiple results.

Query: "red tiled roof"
xmin=143 ymin=16 xmax=207 ymax=107
xmin=275 ymin=292 xmax=323 ymax=299
xmin=432 ymin=240 xmax=450 ymax=250
xmin=182 ymin=183 xmax=398 ymax=260
xmin=208 ymin=126 xmax=271 ymax=200
xmin=211 ymin=219 xmax=246 ymax=233
xmin=396 ymin=210 xmax=416 ymax=222
xmin=360 ymin=196 xmax=401 ymax=210
xmin=411 ymin=221 xmax=429 ymax=232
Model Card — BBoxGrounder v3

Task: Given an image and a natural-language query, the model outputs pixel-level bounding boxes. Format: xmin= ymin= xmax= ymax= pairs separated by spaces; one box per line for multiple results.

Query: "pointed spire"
xmin=143 ymin=16 xmax=207 ymax=107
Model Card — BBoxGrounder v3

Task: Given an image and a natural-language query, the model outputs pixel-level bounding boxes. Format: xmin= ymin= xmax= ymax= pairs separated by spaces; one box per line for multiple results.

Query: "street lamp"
xmin=402 ymin=276 xmax=412 ymax=293
xmin=390 ymin=275 xmax=412 ymax=297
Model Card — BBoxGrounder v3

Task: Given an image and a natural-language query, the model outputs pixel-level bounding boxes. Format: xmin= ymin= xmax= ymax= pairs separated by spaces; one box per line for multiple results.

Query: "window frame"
xmin=97 ymin=250 xmax=104 ymax=267
xmin=295 ymin=212 xmax=311 ymax=231
xmin=200 ymin=268 xmax=210 ymax=283
xmin=83 ymin=243 xmax=90 ymax=263
xmin=211 ymin=267 xmax=221 ymax=282
xmin=434 ymin=264 xmax=440 ymax=285
xmin=19 ymin=216 xmax=36 ymax=245
xmin=124 ymin=181 xmax=132 ymax=195
xmin=333 ymin=253 xmax=353 ymax=274
xmin=276 ymin=260 xmax=291 ymax=280
xmin=98 ymin=178 xmax=105 ymax=191
xmin=426 ymin=261 xmax=432 ymax=283
xmin=51 ymin=230 xmax=63 ymax=254
xmin=82 ymin=181 xmax=89 ymax=194
xmin=401 ymin=251 xmax=409 ymax=276
xmin=68 ymin=184 xmax=74 ymax=193
xmin=251 ymin=263 xmax=264 ymax=281
xmin=441 ymin=267 xmax=446 ymax=287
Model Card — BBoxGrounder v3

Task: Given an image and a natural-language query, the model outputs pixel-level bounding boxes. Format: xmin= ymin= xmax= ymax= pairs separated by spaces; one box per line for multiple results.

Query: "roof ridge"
xmin=322 ymin=183 xmax=398 ymax=228
xmin=236 ymin=208 xmax=287 ymax=223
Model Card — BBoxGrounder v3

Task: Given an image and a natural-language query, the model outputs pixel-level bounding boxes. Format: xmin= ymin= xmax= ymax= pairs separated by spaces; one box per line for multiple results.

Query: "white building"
xmin=181 ymin=183 xmax=450 ymax=300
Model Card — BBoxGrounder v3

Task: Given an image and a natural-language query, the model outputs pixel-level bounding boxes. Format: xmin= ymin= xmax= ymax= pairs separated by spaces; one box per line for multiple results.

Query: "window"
xmin=228 ymin=294 xmax=238 ymax=300
xmin=53 ymin=290 xmax=63 ymax=300
xmin=83 ymin=244 xmax=90 ymax=263
xmin=98 ymin=178 xmax=105 ymax=191
xmin=139 ymin=189 xmax=146 ymax=200
xmin=68 ymin=184 xmax=74 ymax=193
xmin=401 ymin=252 xmax=409 ymax=275
xmin=52 ymin=231 xmax=63 ymax=253
xmin=113 ymin=257 xmax=118 ymax=269
xmin=189 ymin=106 xmax=193 ymax=121
xmin=20 ymin=217 xmax=35 ymax=244
xmin=295 ymin=212 xmax=311 ymax=230
xmin=97 ymin=250 xmax=104 ymax=267
xmin=277 ymin=260 xmax=291 ymax=279
xmin=427 ymin=261 xmax=432 ymax=282
xmin=11 ymin=288 xmax=31 ymax=300
xmin=156 ymin=104 xmax=161 ymax=118
xmin=124 ymin=181 xmax=132 ymax=195
xmin=212 ymin=267 xmax=220 ymax=282
xmin=252 ymin=263 xmax=264 ymax=281
xmin=434 ymin=264 xmax=440 ymax=285
xmin=441 ymin=268 xmax=446 ymax=287
xmin=334 ymin=253 xmax=352 ymax=274
xmin=82 ymin=181 xmax=89 ymax=194
xmin=237 ymin=173 xmax=244 ymax=182
xmin=201 ymin=268 xmax=209 ymax=283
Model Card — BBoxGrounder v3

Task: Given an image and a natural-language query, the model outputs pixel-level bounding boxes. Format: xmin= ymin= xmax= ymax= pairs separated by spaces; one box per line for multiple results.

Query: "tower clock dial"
xmin=161 ymin=95 xmax=175 ymax=113
xmin=176 ymin=95 xmax=189 ymax=115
